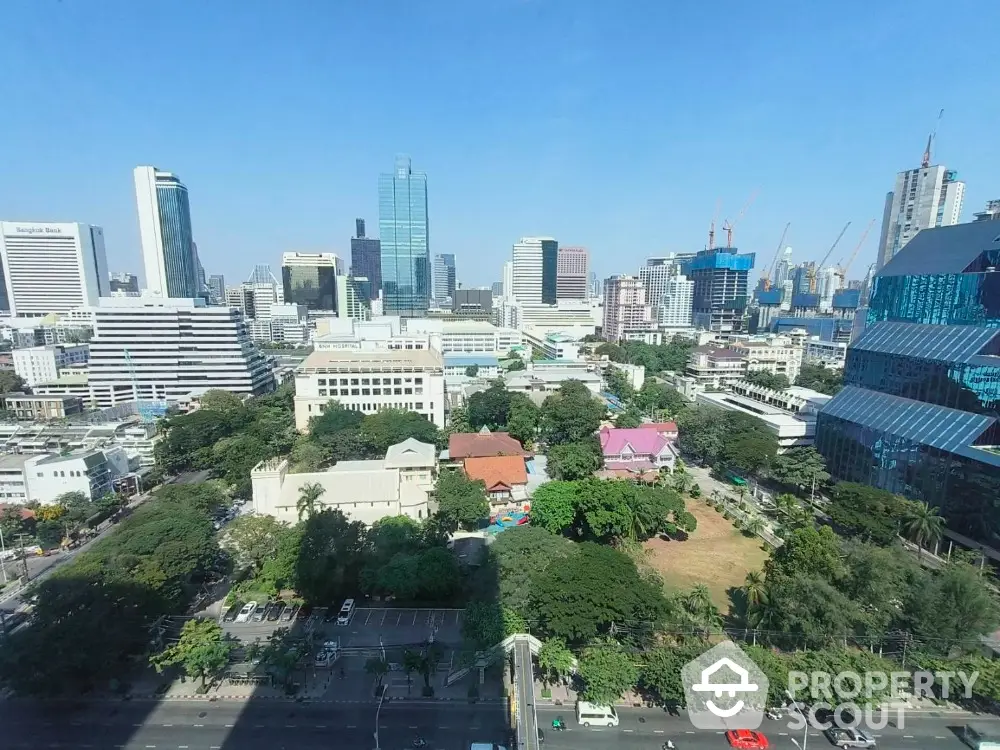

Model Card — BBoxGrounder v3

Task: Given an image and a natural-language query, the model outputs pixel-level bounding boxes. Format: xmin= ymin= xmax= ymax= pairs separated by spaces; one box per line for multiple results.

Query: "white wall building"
xmin=86 ymin=297 xmax=275 ymax=408
xmin=556 ymin=246 xmax=589 ymax=299
xmin=21 ymin=446 xmax=130 ymax=505
xmin=602 ymin=275 xmax=652 ymax=341
xmin=660 ymin=273 xmax=694 ymax=328
xmin=12 ymin=343 xmax=90 ymax=387
xmin=511 ymin=237 xmax=557 ymax=304
xmin=876 ymin=158 xmax=965 ymax=270
xmin=730 ymin=335 xmax=803 ymax=383
xmin=521 ymin=328 xmax=587 ymax=360
xmin=293 ymin=348 xmax=445 ymax=431
xmin=251 ymin=438 xmax=436 ymax=526
xmin=803 ymin=337 xmax=848 ymax=369
xmin=0 ymin=222 xmax=109 ymax=317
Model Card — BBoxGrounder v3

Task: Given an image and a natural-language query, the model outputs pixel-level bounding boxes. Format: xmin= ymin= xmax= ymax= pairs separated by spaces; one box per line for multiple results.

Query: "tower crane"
xmin=763 ymin=222 xmax=791 ymax=291
xmin=808 ymin=221 xmax=851 ymax=294
xmin=707 ymin=198 xmax=722 ymax=250
xmin=837 ymin=218 xmax=876 ymax=282
xmin=721 ymin=190 xmax=759 ymax=248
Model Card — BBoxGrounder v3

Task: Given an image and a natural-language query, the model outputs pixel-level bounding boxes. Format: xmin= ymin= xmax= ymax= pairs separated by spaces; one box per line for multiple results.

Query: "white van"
xmin=336 ymin=598 xmax=355 ymax=626
xmin=576 ymin=701 xmax=619 ymax=727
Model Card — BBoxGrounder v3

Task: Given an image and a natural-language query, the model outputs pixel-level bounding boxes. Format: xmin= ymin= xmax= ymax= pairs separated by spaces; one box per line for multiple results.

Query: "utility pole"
xmin=15 ymin=534 xmax=30 ymax=582
xmin=0 ymin=526 xmax=9 ymax=584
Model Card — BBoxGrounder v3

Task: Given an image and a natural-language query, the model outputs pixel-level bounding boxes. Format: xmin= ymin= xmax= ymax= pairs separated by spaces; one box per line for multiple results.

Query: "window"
xmin=351 ymin=389 xmax=360 ymax=396
xmin=362 ymin=388 xmax=370 ymax=395
xmin=415 ymin=378 xmax=423 ymax=384
xmin=318 ymin=378 xmax=327 ymax=385
xmin=361 ymin=378 xmax=370 ymax=385
xmin=394 ymin=378 xmax=402 ymax=385
xmin=415 ymin=402 xmax=423 ymax=409
xmin=351 ymin=378 xmax=359 ymax=386
xmin=373 ymin=388 xmax=382 ymax=395
xmin=394 ymin=388 xmax=402 ymax=395
xmin=340 ymin=378 xmax=348 ymax=385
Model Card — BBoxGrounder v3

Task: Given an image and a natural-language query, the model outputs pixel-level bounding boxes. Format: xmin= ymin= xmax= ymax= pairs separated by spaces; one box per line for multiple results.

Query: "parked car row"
xmin=222 ymin=599 xmax=305 ymax=625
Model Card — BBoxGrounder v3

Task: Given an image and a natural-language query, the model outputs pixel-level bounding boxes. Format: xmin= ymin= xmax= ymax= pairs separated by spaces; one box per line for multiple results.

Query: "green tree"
xmin=220 ymin=514 xmax=289 ymax=571
xmin=721 ymin=432 xmax=778 ymax=476
xmin=506 ymin=394 xmax=540 ymax=446
xmin=605 ymin=367 xmax=634 ymax=402
xmin=150 ymin=618 xmax=234 ymax=689
xmin=594 ymin=343 xmax=627 ymax=362
xmin=506 ymin=358 xmax=526 ymax=372
xmin=540 ymin=380 xmax=606 ymax=446
xmin=529 ymin=481 xmax=580 ymax=534
xmin=743 ymin=370 xmax=790 ymax=391
xmin=447 ymin=406 xmax=472 ymax=434
xmin=640 ymin=643 xmax=704 ymax=707
xmin=309 ymin=402 xmax=365 ymax=441
xmin=402 ymin=649 xmax=423 ymax=694
xmin=578 ymin=641 xmax=639 ymax=706
xmin=467 ymin=380 xmax=514 ymax=430
xmin=489 ymin=525 xmax=573 ymax=618
xmin=434 ymin=470 xmax=489 ymax=531
xmin=537 ymin=637 xmax=575 ymax=686
xmin=615 ymin=407 xmax=643 ymax=428
xmin=827 ymin=482 xmax=907 ymax=546
xmin=465 ymin=364 xmax=480 ymax=377
xmin=675 ymin=406 xmax=725 ymax=464
xmin=259 ymin=627 xmax=309 ymax=688
xmin=766 ymin=525 xmax=844 ymax=582
xmin=905 ymin=559 xmax=1000 ymax=655
xmin=546 ymin=441 xmax=601 ymax=481
xmin=361 ymin=409 xmax=438 ymax=455
xmin=197 ymin=389 xmax=246 ymax=415
xmin=296 ymin=482 xmax=326 ymax=521
xmin=0 ymin=371 xmax=27 ymax=393
xmin=795 ymin=364 xmax=844 ymax=395
xmin=743 ymin=570 xmax=767 ymax=610
xmin=295 ymin=509 xmax=367 ymax=605
xmin=634 ymin=381 xmax=686 ymax=417
xmin=679 ymin=584 xmax=723 ymax=635
xmin=901 ymin=500 xmax=945 ymax=554
xmin=770 ymin=446 xmax=829 ymax=494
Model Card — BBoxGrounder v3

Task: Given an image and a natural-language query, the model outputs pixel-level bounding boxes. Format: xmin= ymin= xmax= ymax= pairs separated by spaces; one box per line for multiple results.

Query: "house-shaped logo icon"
xmin=682 ymin=641 xmax=768 ymax=730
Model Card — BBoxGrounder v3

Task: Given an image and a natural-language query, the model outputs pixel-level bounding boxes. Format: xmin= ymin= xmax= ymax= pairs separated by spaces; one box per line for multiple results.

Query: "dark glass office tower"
xmin=815 ymin=221 xmax=1000 ymax=543
xmin=351 ymin=218 xmax=381 ymax=302
xmin=680 ymin=247 xmax=755 ymax=333
xmin=540 ymin=239 xmax=558 ymax=304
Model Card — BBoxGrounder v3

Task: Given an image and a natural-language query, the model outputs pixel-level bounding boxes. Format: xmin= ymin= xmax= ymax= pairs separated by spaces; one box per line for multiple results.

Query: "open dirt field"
xmin=642 ymin=500 xmax=769 ymax=608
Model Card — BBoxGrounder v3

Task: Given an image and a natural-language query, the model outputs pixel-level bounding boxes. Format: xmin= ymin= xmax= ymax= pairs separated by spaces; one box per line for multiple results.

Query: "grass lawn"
xmin=642 ymin=500 xmax=769 ymax=609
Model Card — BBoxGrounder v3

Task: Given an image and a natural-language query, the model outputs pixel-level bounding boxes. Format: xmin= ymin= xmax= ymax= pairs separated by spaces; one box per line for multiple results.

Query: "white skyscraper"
xmin=639 ymin=255 xmax=695 ymax=329
xmin=875 ymin=141 xmax=965 ymax=270
xmin=502 ymin=261 xmax=513 ymax=298
xmin=511 ymin=237 xmax=558 ymax=304
xmin=0 ymin=222 xmax=109 ymax=317
xmin=659 ymin=273 xmax=694 ymax=328
xmin=134 ymin=166 xmax=200 ymax=298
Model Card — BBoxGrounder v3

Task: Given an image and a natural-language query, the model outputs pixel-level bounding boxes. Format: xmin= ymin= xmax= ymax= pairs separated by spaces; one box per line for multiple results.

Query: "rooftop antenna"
xmin=921 ymin=108 xmax=944 ymax=168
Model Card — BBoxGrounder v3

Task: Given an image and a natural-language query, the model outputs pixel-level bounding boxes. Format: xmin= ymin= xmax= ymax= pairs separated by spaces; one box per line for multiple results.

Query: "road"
xmin=0 ymin=469 xmax=215 ymax=610
xmin=536 ymin=705 xmax=980 ymax=750
xmin=512 ymin=637 xmax=539 ymax=750
xmin=0 ymin=699 xmax=508 ymax=750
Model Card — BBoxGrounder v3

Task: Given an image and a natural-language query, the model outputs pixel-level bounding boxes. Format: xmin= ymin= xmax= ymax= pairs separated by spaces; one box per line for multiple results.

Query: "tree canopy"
xmin=540 ymin=380 xmax=606 ymax=447
xmin=435 ymin=470 xmax=489 ymax=532
xmin=795 ymin=364 xmax=844 ymax=395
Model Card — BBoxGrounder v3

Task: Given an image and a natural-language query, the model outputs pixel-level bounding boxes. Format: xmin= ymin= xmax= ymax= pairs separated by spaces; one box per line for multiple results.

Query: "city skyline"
xmin=2 ymin=3 xmax=997 ymax=289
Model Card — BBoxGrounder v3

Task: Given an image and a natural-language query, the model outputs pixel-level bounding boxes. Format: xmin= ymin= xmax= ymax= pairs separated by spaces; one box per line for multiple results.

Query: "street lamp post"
xmin=787 ymin=691 xmax=808 ymax=750
xmin=373 ymin=680 xmax=385 ymax=750
xmin=0 ymin=526 xmax=8 ymax=584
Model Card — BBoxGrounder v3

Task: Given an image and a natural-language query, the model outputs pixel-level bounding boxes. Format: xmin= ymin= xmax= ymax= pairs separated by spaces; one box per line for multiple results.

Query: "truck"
xmin=824 ymin=727 xmax=876 ymax=748
xmin=470 ymin=745 xmax=507 ymax=750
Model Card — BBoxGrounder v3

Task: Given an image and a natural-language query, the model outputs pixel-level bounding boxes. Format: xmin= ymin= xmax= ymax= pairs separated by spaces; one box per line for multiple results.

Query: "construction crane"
xmin=721 ymin=190 xmax=759 ymax=248
xmin=707 ymin=198 xmax=722 ymax=250
xmin=837 ymin=218 xmax=876 ymax=281
xmin=921 ymin=108 xmax=944 ymax=168
xmin=808 ymin=221 xmax=851 ymax=293
xmin=763 ymin=222 xmax=791 ymax=291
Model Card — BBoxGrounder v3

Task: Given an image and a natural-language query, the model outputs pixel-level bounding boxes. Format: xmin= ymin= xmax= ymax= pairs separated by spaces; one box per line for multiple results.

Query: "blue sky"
xmin=1 ymin=0 xmax=997 ymax=289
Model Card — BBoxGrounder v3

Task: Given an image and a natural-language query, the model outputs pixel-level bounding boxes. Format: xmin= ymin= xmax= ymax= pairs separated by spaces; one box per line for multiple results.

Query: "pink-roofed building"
xmin=638 ymin=421 xmax=679 ymax=441
xmin=599 ymin=426 xmax=677 ymax=474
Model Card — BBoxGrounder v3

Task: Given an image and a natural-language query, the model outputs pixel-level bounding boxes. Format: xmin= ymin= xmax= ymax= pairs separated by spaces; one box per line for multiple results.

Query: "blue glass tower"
xmin=680 ymin=247 xmax=755 ymax=332
xmin=378 ymin=156 xmax=429 ymax=316
xmin=815 ymin=221 xmax=1000 ymax=543
xmin=135 ymin=166 xmax=199 ymax=298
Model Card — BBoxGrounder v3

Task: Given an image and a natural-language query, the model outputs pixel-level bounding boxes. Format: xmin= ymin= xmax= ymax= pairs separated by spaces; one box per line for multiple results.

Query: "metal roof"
xmin=877 ymin=221 xmax=1000 ymax=277
xmin=852 ymin=321 xmax=1000 ymax=363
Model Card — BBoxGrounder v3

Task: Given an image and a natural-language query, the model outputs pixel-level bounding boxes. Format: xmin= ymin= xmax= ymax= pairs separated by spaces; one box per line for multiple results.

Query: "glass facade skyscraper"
xmin=134 ymin=166 xmax=199 ymax=298
xmin=350 ymin=218 xmax=381 ymax=302
xmin=541 ymin=240 xmax=558 ymax=304
xmin=378 ymin=156 xmax=429 ymax=316
xmin=680 ymin=247 xmax=755 ymax=333
xmin=815 ymin=221 xmax=1000 ymax=544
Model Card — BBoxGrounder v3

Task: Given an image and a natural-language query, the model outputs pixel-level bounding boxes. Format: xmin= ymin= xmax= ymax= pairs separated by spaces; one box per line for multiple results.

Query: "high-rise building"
xmin=378 ymin=156 xmax=429 ymax=316
xmin=639 ymin=255 xmax=696 ymax=325
xmin=502 ymin=261 xmax=513 ymax=299
xmin=351 ymin=218 xmax=381 ymax=302
xmin=875 ymin=141 xmax=965 ymax=270
xmin=0 ymin=222 xmax=109 ymax=317
xmin=432 ymin=253 xmax=456 ymax=303
xmin=973 ymin=200 xmax=1000 ymax=222
xmin=133 ymin=166 xmax=200 ymax=298
xmin=815 ymin=221 xmax=1000 ymax=544
xmin=659 ymin=273 xmax=694 ymax=328
xmin=109 ymin=272 xmax=140 ymax=296
xmin=602 ymin=275 xmax=652 ymax=341
xmin=589 ymin=271 xmax=600 ymax=298
xmin=490 ymin=281 xmax=503 ymax=297
xmin=556 ymin=247 xmax=589 ymax=299
xmin=773 ymin=247 xmax=793 ymax=286
xmin=681 ymin=247 xmax=755 ymax=333
xmin=281 ymin=252 xmax=341 ymax=311
xmin=208 ymin=274 xmax=226 ymax=304
xmin=511 ymin=237 xmax=558 ymax=304
xmin=87 ymin=296 xmax=275 ymax=408
xmin=336 ymin=275 xmax=372 ymax=321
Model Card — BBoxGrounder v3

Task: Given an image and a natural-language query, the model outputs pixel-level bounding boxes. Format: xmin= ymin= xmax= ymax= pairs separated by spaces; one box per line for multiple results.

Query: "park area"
xmin=642 ymin=499 xmax=769 ymax=607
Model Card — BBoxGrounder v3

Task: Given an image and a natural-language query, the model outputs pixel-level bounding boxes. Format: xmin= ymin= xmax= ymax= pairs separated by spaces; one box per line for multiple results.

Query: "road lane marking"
xmin=317 ymin=724 xmax=327 ymax=728
xmin=624 ymin=729 xmax=634 ymax=733
xmin=254 ymin=725 xmax=265 ymax=728
xmin=225 ymin=724 xmax=234 ymax=728
xmin=904 ymin=736 xmax=914 ymax=739
xmin=409 ymin=725 xmax=419 ymax=729
xmin=179 ymin=746 xmax=188 ymax=749
xmin=395 ymin=612 xmax=402 ymax=625
xmin=193 ymin=724 xmax=203 ymax=728
xmin=439 ymin=726 xmax=449 ymax=729
xmin=163 ymin=724 xmax=173 ymax=727
xmin=654 ymin=730 xmax=664 ymax=734
xmin=347 ymin=725 xmax=357 ymax=729
xmin=936 ymin=737 xmax=946 ymax=740
xmin=685 ymin=731 xmax=695 ymax=734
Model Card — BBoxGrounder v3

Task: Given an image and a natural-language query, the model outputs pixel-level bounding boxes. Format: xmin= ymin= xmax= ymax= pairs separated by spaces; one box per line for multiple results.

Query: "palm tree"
xmin=902 ymin=501 xmax=945 ymax=556
xmin=743 ymin=516 xmax=766 ymax=537
xmin=743 ymin=571 xmax=767 ymax=610
xmin=296 ymin=482 xmax=325 ymax=520
xmin=402 ymin=649 xmax=423 ymax=694
xmin=682 ymin=584 xmax=723 ymax=636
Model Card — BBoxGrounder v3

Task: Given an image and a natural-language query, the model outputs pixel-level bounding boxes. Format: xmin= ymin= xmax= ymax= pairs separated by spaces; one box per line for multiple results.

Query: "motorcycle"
xmin=412 ymin=739 xmax=428 ymax=748
xmin=765 ymin=708 xmax=782 ymax=720
xmin=662 ymin=741 xmax=676 ymax=750
xmin=551 ymin=717 xmax=566 ymax=731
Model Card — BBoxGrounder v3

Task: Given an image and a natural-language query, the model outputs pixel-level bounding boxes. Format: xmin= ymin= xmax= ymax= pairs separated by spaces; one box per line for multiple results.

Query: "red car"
xmin=726 ymin=729 xmax=769 ymax=750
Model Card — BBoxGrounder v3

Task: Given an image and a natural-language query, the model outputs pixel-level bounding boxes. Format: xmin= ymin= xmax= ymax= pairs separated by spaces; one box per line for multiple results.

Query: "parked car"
xmin=235 ymin=601 xmax=257 ymax=623
xmin=268 ymin=603 xmax=286 ymax=622
xmin=281 ymin=604 xmax=299 ymax=622
xmin=727 ymin=730 xmax=770 ymax=750
xmin=295 ymin=604 xmax=311 ymax=621
xmin=251 ymin=603 xmax=269 ymax=622
xmin=222 ymin=602 xmax=243 ymax=623
xmin=324 ymin=606 xmax=340 ymax=622
xmin=825 ymin=728 xmax=876 ymax=748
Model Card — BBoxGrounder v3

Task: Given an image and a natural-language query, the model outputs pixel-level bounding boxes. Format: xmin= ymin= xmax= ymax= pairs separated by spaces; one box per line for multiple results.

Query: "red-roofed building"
xmin=463 ymin=456 xmax=528 ymax=501
xmin=448 ymin=427 xmax=531 ymax=460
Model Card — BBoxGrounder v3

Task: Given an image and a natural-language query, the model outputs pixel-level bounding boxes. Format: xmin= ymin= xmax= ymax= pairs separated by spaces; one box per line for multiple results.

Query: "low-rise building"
xmin=694 ymin=390 xmax=818 ymax=450
xmin=599 ymin=426 xmax=677 ymax=475
xmin=730 ymin=335 xmax=803 ymax=383
xmin=521 ymin=328 xmax=587 ymax=360
xmin=12 ymin=343 xmax=90 ymax=387
xmin=0 ymin=454 xmax=32 ymax=504
xmin=293 ymin=348 xmax=446 ymax=431
xmin=463 ymin=455 xmax=528 ymax=505
xmin=0 ymin=393 xmax=84 ymax=421
xmin=503 ymin=370 xmax=603 ymax=400
xmin=803 ymin=337 xmax=848 ymax=369
xmin=447 ymin=428 xmax=530 ymax=461
xmin=251 ymin=438 xmax=436 ymax=525
xmin=443 ymin=355 xmax=500 ymax=378
xmin=685 ymin=345 xmax=746 ymax=390
xmin=15 ymin=446 xmax=131 ymax=505
xmin=32 ymin=373 xmax=94 ymax=404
